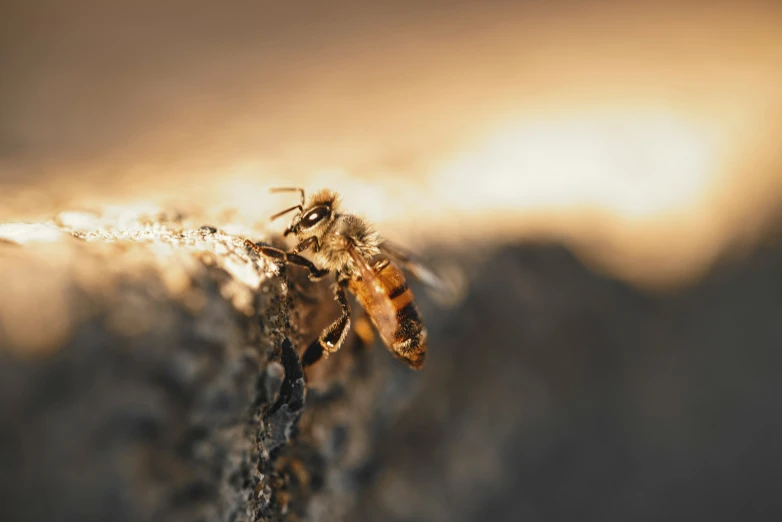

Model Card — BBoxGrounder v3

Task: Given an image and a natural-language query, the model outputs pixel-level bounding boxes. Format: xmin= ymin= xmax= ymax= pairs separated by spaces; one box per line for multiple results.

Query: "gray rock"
xmin=0 ymin=210 xmax=418 ymax=522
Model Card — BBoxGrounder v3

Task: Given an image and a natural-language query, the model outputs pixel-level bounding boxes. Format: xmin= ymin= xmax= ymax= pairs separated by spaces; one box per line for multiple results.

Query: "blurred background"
xmin=3 ymin=0 xmax=782 ymax=286
xmin=3 ymin=0 xmax=782 ymax=520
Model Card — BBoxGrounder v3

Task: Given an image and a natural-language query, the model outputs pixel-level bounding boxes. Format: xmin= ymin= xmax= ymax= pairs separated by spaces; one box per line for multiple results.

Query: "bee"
xmin=245 ymin=187 xmax=440 ymax=370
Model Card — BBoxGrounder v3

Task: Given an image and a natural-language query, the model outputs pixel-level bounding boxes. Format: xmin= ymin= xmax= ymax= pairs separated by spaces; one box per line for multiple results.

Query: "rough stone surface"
xmin=4 ymin=208 xmax=782 ymax=522
xmin=0 ymin=208 xmax=424 ymax=522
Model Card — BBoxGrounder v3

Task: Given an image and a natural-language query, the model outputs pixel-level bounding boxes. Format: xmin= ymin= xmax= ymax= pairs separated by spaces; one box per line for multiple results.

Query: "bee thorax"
xmin=314 ymin=214 xmax=380 ymax=274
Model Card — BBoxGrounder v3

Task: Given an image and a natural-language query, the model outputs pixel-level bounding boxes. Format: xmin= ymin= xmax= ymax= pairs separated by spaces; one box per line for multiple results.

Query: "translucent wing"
xmin=348 ymin=248 xmax=397 ymax=340
xmin=378 ymin=239 xmax=446 ymax=292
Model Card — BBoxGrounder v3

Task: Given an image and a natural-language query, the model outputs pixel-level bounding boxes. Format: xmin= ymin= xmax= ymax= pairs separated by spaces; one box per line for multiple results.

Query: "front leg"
xmin=302 ymin=282 xmax=352 ymax=368
xmin=292 ymin=236 xmax=320 ymax=255
xmin=244 ymin=240 xmax=329 ymax=279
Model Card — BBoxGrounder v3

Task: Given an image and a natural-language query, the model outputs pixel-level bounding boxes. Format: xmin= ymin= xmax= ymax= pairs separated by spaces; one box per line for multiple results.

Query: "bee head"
xmin=271 ymin=188 xmax=339 ymax=240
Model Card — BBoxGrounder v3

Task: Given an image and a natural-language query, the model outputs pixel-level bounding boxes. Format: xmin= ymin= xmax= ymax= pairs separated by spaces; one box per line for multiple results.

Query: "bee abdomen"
xmin=391 ymin=329 xmax=427 ymax=370
xmin=387 ymin=281 xmax=408 ymax=299
xmin=374 ymin=261 xmax=427 ymax=369
xmin=392 ymin=301 xmax=427 ymax=370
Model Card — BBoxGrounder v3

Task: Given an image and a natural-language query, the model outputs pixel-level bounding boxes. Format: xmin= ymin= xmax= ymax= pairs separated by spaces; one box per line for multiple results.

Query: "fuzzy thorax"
xmin=313 ymin=214 xmax=380 ymax=276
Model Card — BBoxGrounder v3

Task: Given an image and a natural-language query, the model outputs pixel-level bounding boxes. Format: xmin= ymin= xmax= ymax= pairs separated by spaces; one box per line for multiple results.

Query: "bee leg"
xmin=301 ymin=340 xmax=324 ymax=368
xmin=287 ymin=253 xmax=330 ymax=280
xmin=292 ymin=236 xmax=320 ymax=255
xmin=244 ymin=240 xmax=329 ymax=279
xmin=302 ymin=283 xmax=352 ymax=368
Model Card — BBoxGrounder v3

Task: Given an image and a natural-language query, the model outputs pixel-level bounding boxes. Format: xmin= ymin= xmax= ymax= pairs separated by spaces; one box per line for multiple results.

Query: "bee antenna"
xmin=269 ymin=204 xmax=303 ymax=222
xmin=269 ymin=187 xmax=305 ymax=206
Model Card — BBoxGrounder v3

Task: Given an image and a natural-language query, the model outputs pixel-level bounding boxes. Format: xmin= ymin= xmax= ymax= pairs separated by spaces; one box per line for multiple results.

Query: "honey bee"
xmin=245 ymin=187 xmax=441 ymax=370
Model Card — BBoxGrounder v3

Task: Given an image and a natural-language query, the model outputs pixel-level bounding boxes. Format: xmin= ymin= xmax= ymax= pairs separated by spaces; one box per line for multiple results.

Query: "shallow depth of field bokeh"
xmin=3 ymin=0 xmax=782 ymax=287
xmin=3 ymin=3 xmax=782 ymax=522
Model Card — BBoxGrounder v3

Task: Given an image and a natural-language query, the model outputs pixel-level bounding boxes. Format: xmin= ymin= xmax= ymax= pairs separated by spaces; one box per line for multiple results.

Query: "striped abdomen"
xmin=348 ymin=260 xmax=428 ymax=369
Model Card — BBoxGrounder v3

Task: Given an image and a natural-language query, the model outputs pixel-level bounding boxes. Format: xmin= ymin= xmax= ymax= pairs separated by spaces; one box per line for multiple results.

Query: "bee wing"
xmin=348 ymin=248 xmax=398 ymax=340
xmin=378 ymin=239 xmax=446 ymax=292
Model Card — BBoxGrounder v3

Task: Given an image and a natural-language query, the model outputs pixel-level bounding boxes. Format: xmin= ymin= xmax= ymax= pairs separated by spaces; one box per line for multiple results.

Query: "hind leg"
xmin=302 ymin=282 xmax=351 ymax=367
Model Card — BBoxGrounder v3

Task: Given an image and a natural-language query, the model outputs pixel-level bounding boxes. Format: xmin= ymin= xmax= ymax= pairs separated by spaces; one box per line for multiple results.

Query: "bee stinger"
xmin=245 ymin=187 xmax=436 ymax=370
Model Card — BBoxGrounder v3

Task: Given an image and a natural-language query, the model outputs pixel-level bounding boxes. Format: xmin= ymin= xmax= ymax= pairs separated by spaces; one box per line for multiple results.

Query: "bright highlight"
xmin=433 ymin=110 xmax=722 ymax=220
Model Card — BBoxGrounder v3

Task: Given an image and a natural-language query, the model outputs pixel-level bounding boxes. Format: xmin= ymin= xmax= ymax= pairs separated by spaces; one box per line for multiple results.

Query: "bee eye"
xmin=300 ymin=206 xmax=330 ymax=228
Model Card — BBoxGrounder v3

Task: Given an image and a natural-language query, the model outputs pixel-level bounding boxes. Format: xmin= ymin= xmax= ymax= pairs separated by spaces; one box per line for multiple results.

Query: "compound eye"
xmin=300 ymin=206 xmax=330 ymax=228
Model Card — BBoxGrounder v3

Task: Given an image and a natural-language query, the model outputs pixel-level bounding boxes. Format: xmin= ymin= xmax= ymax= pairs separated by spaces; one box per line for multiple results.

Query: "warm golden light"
xmin=432 ymin=109 xmax=723 ymax=220
xmin=2 ymin=1 xmax=782 ymax=289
